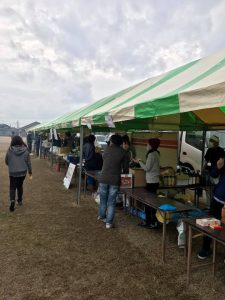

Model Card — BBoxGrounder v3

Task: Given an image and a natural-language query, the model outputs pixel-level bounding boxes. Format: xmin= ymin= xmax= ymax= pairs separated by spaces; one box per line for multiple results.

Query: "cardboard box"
xmin=196 ymin=218 xmax=221 ymax=227
xmin=121 ymin=174 xmax=133 ymax=188
xmin=129 ymin=168 xmax=146 ymax=187
xmin=58 ymin=147 xmax=71 ymax=154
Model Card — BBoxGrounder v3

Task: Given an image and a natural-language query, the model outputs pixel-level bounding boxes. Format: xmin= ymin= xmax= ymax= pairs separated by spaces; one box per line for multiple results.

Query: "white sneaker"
xmin=106 ymin=223 xmax=113 ymax=229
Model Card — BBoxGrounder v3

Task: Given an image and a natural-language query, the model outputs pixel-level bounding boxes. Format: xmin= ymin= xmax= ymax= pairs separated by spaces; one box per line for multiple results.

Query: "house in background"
xmin=19 ymin=122 xmax=40 ymax=136
xmin=0 ymin=122 xmax=40 ymax=137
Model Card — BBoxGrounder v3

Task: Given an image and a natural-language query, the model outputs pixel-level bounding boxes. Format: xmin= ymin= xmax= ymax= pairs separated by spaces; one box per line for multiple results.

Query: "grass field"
xmin=0 ymin=136 xmax=225 ymax=299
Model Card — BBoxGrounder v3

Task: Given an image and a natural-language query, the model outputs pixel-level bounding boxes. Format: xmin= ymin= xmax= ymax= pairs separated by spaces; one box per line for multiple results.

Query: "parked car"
xmin=95 ymin=134 xmax=108 ymax=150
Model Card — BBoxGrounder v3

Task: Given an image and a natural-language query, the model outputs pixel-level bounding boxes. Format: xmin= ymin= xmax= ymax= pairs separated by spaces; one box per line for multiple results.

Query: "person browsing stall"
xmin=198 ymin=152 xmax=225 ymax=260
xmin=98 ymin=134 xmax=129 ymax=229
xmin=133 ymin=138 xmax=160 ymax=229
xmin=204 ymin=135 xmax=224 ymax=208
xmin=122 ymin=134 xmax=136 ymax=163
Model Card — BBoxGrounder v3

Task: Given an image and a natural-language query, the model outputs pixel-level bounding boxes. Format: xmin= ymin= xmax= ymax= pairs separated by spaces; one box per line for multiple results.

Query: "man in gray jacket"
xmin=98 ymin=134 xmax=129 ymax=229
xmin=5 ymin=136 xmax=32 ymax=211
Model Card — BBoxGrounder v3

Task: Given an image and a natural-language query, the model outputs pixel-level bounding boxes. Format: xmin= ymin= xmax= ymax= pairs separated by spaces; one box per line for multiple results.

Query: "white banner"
xmin=105 ymin=115 xmax=115 ymax=128
xmin=53 ymin=129 xmax=58 ymax=140
xmin=50 ymin=128 xmax=53 ymax=140
xmin=63 ymin=163 xmax=76 ymax=189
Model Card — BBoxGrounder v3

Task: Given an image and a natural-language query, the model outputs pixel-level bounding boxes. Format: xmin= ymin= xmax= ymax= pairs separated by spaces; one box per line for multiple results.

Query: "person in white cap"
xmin=204 ymin=135 xmax=224 ymax=208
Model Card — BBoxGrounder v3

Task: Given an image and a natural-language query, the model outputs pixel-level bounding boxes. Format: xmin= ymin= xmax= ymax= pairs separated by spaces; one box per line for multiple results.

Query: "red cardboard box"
xmin=121 ymin=174 xmax=133 ymax=188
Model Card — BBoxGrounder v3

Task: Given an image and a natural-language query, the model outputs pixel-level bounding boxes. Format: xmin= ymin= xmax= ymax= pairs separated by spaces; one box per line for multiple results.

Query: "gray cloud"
xmin=0 ymin=0 xmax=225 ymax=126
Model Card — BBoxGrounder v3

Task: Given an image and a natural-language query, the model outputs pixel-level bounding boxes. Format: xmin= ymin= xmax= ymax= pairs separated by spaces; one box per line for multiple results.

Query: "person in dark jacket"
xmin=62 ymin=131 xmax=74 ymax=148
xmin=83 ymin=134 xmax=103 ymax=190
xmin=83 ymin=134 xmax=97 ymax=170
xmin=98 ymin=134 xmax=129 ymax=229
xmin=122 ymin=134 xmax=136 ymax=162
xmin=198 ymin=152 xmax=225 ymax=259
xmin=34 ymin=134 xmax=41 ymax=156
xmin=203 ymin=135 xmax=224 ymax=208
xmin=5 ymin=136 xmax=32 ymax=212
xmin=26 ymin=132 xmax=33 ymax=153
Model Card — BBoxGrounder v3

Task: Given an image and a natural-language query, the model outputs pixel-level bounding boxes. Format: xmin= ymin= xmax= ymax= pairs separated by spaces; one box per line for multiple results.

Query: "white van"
xmin=94 ymin=134 xmax=108 ymax=150
xmin=179 ymin=131 xmax=225 ymax=172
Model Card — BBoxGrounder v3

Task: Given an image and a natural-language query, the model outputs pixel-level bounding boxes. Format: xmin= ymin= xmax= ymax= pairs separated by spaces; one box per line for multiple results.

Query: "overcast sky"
xmin=0 ymin=0 xmax=225 ymax=126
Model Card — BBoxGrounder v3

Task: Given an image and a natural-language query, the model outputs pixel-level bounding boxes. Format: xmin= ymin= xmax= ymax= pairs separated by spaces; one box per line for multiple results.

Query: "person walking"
xmin=5 ymin=136 xmax=32 ymax=212
xmin=133 ymin=138 xmax=160 ymax=228
xmin=98 ymin=134 xmax=129 ymax=229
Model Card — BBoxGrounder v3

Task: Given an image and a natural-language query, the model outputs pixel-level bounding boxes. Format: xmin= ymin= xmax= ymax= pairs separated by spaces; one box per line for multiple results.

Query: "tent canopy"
xmin=35 ymin=49 xmax=225 ymax=132
xmin=80 ymin=49 xmax=225 ymax=131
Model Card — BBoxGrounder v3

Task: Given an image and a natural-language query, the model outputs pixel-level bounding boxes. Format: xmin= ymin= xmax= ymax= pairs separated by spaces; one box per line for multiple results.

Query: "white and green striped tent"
xmin=35 ymin=49 xmax=225 ymax=132
xmin=79 ymin=49 xmax=225 ymax=131
xmin=33 ymin=83 xmax=141 ymax=131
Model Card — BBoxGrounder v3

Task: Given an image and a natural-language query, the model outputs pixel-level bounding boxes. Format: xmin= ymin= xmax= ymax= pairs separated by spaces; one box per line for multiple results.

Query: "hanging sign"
xmin=50 ymin=128 xmax=53 ymax=140
xmin=53 ymin=129 xmax=58 ymax=140
xmin=105 ymin=115 xmax=115 ymax=128
xmin=84 ymin=117 xmax=92 ymax=129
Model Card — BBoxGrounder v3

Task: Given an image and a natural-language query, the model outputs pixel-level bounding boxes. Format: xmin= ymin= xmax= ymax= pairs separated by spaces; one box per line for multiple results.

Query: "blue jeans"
xmin=99 ymin=183 xmax=119 ymax=224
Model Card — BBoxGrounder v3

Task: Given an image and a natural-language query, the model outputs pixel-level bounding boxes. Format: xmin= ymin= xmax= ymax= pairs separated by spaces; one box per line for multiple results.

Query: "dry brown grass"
xmin=0 ymin=137 xmax=225 ymax=299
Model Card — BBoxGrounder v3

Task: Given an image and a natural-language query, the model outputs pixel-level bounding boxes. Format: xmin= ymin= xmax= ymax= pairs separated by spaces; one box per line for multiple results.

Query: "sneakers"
xmin=106 ymin=223 xmax=113 ymax=229
xmin=197 ymin=249 xmax=210 ymax=260
xmin=98 ymin=217 xmax=113 ymax=228
xmin=97 ymin=216 xmax=106 ymax=222
xmin=17 ymin=200 xmax=23 ymax=206
xmin=138 ymin=221 xmax=158 ymax=229
xmin=9 ymin=200 xmax=15 ymax=212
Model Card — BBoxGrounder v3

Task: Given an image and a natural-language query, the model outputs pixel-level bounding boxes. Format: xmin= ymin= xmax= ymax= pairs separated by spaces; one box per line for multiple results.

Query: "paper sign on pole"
xmin=63 ymin=163 xmax=76 ymax=189
xmin=50 ymin=128 xmax=53 ymax=139
xmin=105 ymin=115 xmax=115 ymax=128
xmin=53 ymin=129 xmax=58 ymax=140
xmin=84 ymin=117 xmax=92 ymax=129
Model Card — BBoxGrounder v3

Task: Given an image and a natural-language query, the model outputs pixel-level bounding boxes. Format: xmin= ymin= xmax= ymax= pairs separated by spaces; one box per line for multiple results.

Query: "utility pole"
xmin=16 ymin=120 xmax=20 ymax=136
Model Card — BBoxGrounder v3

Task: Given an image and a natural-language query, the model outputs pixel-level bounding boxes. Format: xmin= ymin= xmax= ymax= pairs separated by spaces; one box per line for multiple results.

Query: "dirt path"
xmin=0 ymin=137 xmax=225 ymax=300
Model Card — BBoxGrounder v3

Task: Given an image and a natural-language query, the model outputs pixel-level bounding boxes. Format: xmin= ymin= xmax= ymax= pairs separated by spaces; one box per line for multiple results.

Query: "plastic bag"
xmin=93 ymin=192 xmax=100 ymax=204
xmin=176 ymin=220 xmax=186 ymax=248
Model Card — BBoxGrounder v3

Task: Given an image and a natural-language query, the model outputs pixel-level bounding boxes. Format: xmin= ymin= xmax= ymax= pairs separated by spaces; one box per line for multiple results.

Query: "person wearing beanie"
xmin=204 ymin=135 xmax=224 ymax=208
xmin=205 ymin=135 xmax=224 ymax=170
xmin=133 ymin=138 xmax=160 ymax=229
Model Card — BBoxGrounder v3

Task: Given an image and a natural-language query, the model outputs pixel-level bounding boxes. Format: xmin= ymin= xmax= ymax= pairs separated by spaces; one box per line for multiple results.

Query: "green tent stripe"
xmin=180 ymin=111 xmax=205 ymax=131
xmin=70 ymin=82 xmax=141 ymax=122
xmin=36 ymin=83 xmax=141 ymax=130
xmin=220 ymin=106 xmax=225 ymax=114
xmin=106 ymin=59 xmax=199 ymax=112
xmin=134 ymin=57 xmax=225 ymax=119
xmin=135 ymin=95 xmax=180 ymax=118
xmin=92 ymin=114 xmax=107 ymax=124
xmin=166 ymin=57 xmax=225 ymax=97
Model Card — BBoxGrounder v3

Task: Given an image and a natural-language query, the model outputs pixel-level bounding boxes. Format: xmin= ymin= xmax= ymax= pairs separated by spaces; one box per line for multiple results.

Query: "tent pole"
xmin=51 ymin=128 xmax=54 ymax=168
xmin=39 ymin=133 xmax=42 ymax=159
xmin=77 ymin=125 xmax=84 ymax=205
xmin=33 ymin=130 xmax=36 ymax=154
xmin=201 ymin=130 xmax=207 ymax=172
